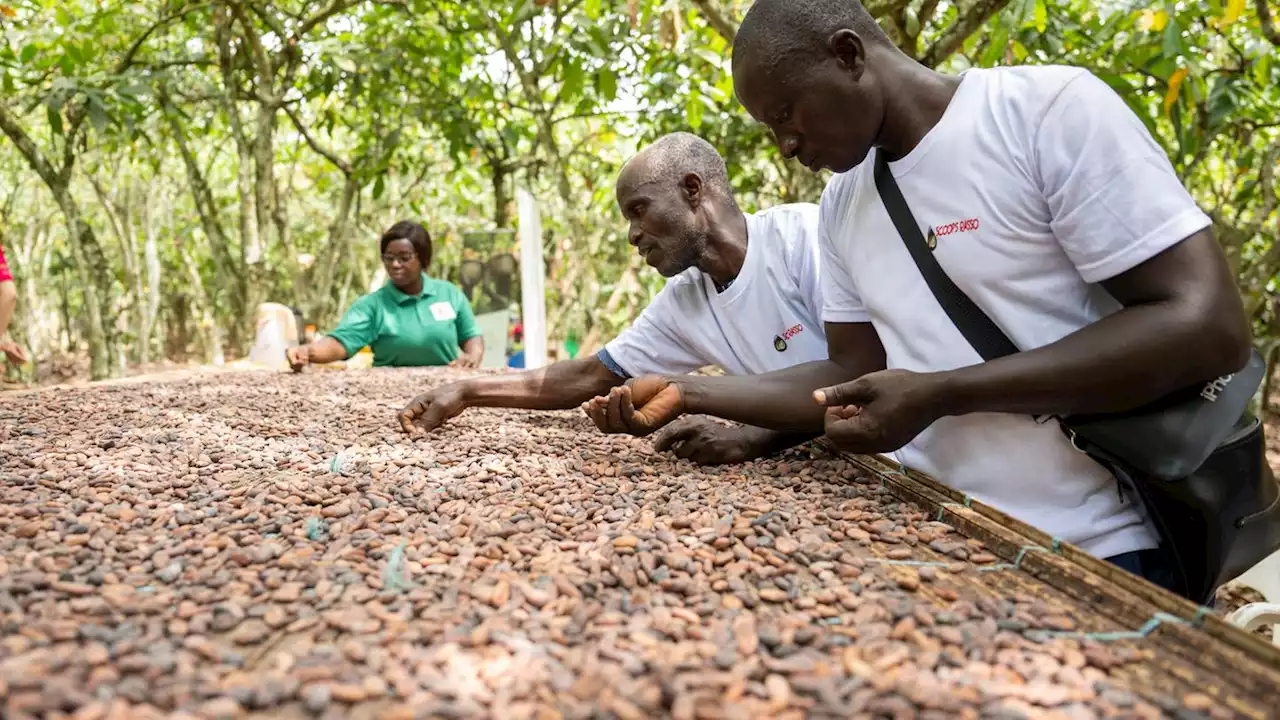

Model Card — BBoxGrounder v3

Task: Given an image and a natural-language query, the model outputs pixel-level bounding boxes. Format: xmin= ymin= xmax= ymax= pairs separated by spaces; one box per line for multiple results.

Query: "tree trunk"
xmin=312 ymin=173 xmax=361 ymax=323
xmin=51 ymin=187 xmax=113 ymax=379
xmin=141 ymin=183 xmax=164 ymax=365
xmin=0 ymin=98 xmax=116 ymax=378
xmin=181 ymin=245 xmax=225 ymax=365
xmin=492 ymin=162 xmax=511 ymax=228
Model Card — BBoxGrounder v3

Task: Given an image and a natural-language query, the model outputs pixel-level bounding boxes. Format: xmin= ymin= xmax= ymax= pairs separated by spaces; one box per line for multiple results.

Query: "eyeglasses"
xmin=381 ymin=254 xmax=416 ymax=267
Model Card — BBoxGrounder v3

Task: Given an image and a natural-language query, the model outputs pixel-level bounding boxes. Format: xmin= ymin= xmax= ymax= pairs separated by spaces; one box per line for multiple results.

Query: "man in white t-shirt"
xmin=399 ymin=132 xmax=829 ymax=464
xmin=595 ymin=0 xmax=1253 ymax=594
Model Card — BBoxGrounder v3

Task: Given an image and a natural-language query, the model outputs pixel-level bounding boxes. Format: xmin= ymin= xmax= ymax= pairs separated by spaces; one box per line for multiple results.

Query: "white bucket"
xmin=248 ymin=303 xmax=300 ymax=371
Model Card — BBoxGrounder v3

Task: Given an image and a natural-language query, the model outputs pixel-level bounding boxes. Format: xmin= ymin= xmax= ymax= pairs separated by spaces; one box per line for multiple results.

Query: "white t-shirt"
xmin=604 ymin=204 xmax=828 ymax=377
xmin=819 ymin=66 xmax=1210 ymax=558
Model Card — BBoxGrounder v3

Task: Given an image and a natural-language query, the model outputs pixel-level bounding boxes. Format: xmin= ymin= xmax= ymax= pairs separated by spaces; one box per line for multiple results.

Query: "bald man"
xmin=603 ymin=1 xmax=1268 ymax=599
xmin=397 ymin=132 xmax=827 ymax=465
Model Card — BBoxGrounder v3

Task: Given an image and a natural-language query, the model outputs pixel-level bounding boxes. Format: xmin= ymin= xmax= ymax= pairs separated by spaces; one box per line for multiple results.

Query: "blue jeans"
xmin=1106 ymin=547 xmax=1185 ymax=597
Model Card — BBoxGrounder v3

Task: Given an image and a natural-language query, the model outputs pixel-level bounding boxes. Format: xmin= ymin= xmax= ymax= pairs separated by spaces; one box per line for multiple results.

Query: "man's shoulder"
xmin=972 ymin=65 xmax=1099 ymax=124
xmin=748 ymin=203 xmax=822 ymax=248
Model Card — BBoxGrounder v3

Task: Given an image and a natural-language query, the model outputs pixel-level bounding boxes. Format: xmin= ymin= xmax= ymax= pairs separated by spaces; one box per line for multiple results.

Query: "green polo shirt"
xmin=326 ymin=274 xmax=480 ymax=367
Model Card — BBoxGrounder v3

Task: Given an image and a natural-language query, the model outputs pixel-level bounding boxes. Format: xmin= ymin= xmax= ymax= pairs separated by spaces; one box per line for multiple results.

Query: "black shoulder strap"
xmin=872 ymin=150 xmax=1020 ymax=361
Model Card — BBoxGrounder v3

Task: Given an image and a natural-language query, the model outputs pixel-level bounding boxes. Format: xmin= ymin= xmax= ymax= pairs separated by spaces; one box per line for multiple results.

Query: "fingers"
xmin=653 ymin=424 xmax=696 ymax=453
xmin=582 ymin=396 xmax=610 ymax=433
xmin=398 ymin=397 xmax=425 ymax=435
xmin=605 ymin=386 xmax=635 ymax=432
xmin=813 ymin=378 xmax=872 ymax=407
xmin=824 ymin=406 xmax=878 ymax=453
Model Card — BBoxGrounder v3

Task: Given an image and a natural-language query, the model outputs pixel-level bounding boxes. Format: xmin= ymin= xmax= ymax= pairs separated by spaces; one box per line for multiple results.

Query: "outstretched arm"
xmin=399 ymin=355 xmax=624 ymax=433
xmin=288 ymin=336 xmax=349 ymax=371
xmin=583 ymin=322 xmax=886 ymax=435
xmin=817 ymin=231 xmax=1252 ymax=454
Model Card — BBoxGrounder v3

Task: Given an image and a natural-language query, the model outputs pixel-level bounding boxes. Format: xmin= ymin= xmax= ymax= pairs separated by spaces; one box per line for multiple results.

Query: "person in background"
xmin=288 ymin=221 xmax=483 ymax=370
xmin=0 ymin=239 xmax=27 ymax=367
xmin=397 ymin=132 xmax=832 ymax=466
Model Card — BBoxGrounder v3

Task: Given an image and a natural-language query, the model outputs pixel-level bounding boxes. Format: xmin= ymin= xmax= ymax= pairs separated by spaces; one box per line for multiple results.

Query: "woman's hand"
xmin=449 ymin=351 xmax=482 ymax=369
xmin=0 ymin=337 xmax=28 ymax=366
xmin=286 ymin=345 xmax=311 ymax=373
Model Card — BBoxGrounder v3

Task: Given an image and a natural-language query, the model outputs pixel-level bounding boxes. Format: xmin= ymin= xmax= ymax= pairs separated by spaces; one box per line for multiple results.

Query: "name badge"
xmin=429 ymin=302 xmax=457 ymax=321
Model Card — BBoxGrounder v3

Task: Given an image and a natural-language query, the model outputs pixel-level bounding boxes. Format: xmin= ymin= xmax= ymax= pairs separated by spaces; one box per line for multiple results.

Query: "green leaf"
xmin=1162 ymin=19 xmax=1182 ymax=58
xmin=55 ymin=6 xmax=70 ymax=25
xmin=46 ymin=105 xmax=62 ymax=135
xmin=686 ymin=93 xmax=704 ymax=129
xmin=87 ymin=94 xmax=108 ymax=133
xmin=596 ymin=68 xmax=617 ymax=101
xmin=118 ymin=83 xmax=149 ymax=98
xmin=373 ymin=174 xmax=386 ymax=199
xmin=1034 ymin=0 xmax=1047 ymax=33
xmin=20 ymin=44 xmax=37 ymax=64
xmin=561 ymin=60 xmax=584 ymax=101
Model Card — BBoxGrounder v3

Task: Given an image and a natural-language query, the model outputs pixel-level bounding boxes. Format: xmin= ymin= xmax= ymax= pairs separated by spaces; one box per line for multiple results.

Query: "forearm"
xmin=739 ymin=424 xmax=821 ymax=459
xmin=462 ymin=356 xmax=623 ymax=411
xmin=460 ymin=336 xmax=483 ymax=357
xmin=308 ymin=336 xmax=350 ymax=364
xmin=937 ymin=302 xmax=1250 ymax=418
xmin=680 ymin=360 xmax=856 ymax=432
xmin=0 ymin=281 xmax=16 ymax=338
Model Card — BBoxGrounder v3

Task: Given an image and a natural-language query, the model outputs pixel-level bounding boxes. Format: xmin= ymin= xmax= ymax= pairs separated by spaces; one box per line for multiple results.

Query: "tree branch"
xmin=921 ymin=0 xmax=1013 ymax=68
xmin=295 ymin=0 xmax=365 ymax=41
xmin=226 ymin=0 xmax=276 ymax=99
xmin=0 ymin=100 xmax=62 ymax=191
xmin=115 ymin=2 xmax=203 ymax=75
xmin=283 ymin=104 xmax=352 ymax=174
xmin=1258 ymin=0 xmax=1280 ymax=46
xmin=690 ymin=0 xmax=737 ymax=43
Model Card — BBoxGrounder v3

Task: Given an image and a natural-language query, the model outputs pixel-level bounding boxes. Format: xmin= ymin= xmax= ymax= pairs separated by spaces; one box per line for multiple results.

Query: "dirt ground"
xmin=1 ymin=368 xmax=1264 ymax=719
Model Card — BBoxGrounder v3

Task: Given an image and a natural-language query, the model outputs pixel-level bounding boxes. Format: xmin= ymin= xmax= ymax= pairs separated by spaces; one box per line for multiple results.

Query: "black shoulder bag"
xmin=873 ymin=151 xmax=1280 ymax=603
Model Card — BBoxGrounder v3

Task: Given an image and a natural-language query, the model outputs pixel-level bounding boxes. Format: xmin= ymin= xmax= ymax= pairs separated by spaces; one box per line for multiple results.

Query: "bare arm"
xmin=935 ymin=230 xmax=1249 ymax=417
xmin=288 ymin=336 xmax=350 ymax=371
xmin=451 ymin=336 xmax=485 ymax=368
xmin=462 ymin=356 xmax=623 ymax=410
xmin=399 ymin=356 xmax=625 ymax=433
xmin=0 ymin=280 xmax=16 ymax=339
xmin=583 ymin=323 xmax=887 ymax=435
xmin=816 ymin=231 xmax=1254 ymax=455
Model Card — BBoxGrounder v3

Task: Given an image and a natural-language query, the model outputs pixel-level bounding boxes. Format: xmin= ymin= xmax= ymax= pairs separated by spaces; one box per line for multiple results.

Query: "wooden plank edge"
xmin=827 ymin=447 xmax=1280 ymax=709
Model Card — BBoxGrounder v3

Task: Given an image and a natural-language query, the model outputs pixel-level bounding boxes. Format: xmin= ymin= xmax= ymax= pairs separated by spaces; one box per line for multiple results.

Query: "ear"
xmin=827 ymin=28 xmax=866 ymax=81
xmin=680 ymin=172 xmax=703 ymax=208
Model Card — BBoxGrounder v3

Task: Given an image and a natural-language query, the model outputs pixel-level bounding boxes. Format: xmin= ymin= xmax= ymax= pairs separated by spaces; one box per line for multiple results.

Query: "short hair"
xmin=623 ymin=132 xmax=734 ymax=203
xmin=733 ymin=0 xmax=888 ymax=77
xmin=380 ymin=220 xmax=433 ymax=269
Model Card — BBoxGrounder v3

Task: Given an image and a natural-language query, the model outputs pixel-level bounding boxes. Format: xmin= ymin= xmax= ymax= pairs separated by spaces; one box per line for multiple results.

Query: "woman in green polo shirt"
xmin=288 ymin=221 xmax=483 ymax=370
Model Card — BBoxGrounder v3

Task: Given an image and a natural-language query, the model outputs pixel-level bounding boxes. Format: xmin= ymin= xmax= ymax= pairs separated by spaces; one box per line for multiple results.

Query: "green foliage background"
xmin=0 ymin=0 xmax=1276 ymax=386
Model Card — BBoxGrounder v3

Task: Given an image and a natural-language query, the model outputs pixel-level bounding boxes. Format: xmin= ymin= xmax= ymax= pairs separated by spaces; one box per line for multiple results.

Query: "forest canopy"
xmin=0 ymin=0 xmax=1277 ymax=386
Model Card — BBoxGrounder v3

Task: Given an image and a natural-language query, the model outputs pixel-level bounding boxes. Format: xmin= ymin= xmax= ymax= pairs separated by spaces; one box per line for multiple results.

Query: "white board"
xmin=517 ymin=188 xmax=547 ymax=369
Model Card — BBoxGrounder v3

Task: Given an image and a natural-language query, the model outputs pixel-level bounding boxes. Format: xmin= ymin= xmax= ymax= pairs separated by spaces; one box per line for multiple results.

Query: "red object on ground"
xmin=0 ymin=242 xmax=11 ymax=283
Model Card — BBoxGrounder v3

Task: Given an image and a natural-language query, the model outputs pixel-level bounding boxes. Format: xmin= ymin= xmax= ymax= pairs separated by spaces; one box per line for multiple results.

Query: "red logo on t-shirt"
xmin=773 ymin=324 xmax=804 ymax=352
xmin=933 ymin=217 xmax=980 ymax=237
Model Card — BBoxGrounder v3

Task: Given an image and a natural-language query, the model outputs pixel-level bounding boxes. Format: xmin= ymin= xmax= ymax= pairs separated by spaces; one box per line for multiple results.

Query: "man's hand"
xmin=653 ymin=417 xmax=756 ymax=465
xmin=449 ymin=351 xmax=482 ymax=369
xmin=814 ymin=368 xmax=947 ymax=454
xmin=286 ymin=345 xmax=311 ymax=373
xmin=0 ymin=337 xmax=27 ymax=366
xmin=398 ymin=384 xmax=468 ymax=435
xmin=581 ymin=375 xmax=685 ymax=437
